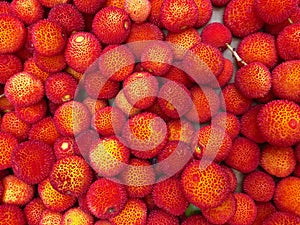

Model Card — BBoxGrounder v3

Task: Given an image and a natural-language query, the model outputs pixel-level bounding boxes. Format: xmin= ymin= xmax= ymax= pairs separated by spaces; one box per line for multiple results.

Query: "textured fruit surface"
xmin=223 ymin=0 xmax=264 ymax=37
xmin=277 ymin=24 xmax=300 ymax=60
xmin=183 ymin=43 xmax=224 ymax=84
xmin=4 ymin=72 xmax=44 ymax=107
xmin=124 ymin=0 xmax=151 ymax=23
xmin=0 ymin=204 xmax=26 ymax=225
xmin=160 ymin=0 xmax=198 ymax=33
xmin=257 ymin=100 xmax=300 ymax=147
xmin=202 ymin=193 xmax=237 ymax=225
xmin=15 ymin=99 xmax=47 ymax=124
xmin=237 ymin=32 xmax=278 ymax=69
xmin=227 ymin=193 xmax=257 ymax=225
xmin=201 ymin=22 xmax=232 ymax=51
xmin=54 ymin=101 xmax=91 ymax=136
xmin=74 ymin=0 xmax=105 ymax=14
xmin=212 ymin=112 xmax=240 ymax=139
xmin=167 ymin=119 xmax=195 ymax=144
xmin=122 ymin=112 xmax=168 ymax=158
xmin=0 ymin=132 xmax=18 ymax=170
xmin=24 ymin=198 xmax=46 ymax=225
xmin=210 ymin=58 xmax=234 ymax=88
xmin=252 ymin=202 xmax=276 ymax=225
xmin=2 ymin=175 xmax=34 ymax=205
xmin=158 ymin=81 xmax=192 ymax=119
xmin=65 ymin=32 xmax=102 ymax=73
xmin=38 ymin=178 xmax=77 ymax=212
xmin=121 ymin=158 xmax=155 ymax=198
xmin=89 ymin=136 xmax=130 ymax=177
xmin=123 ymin=72 xmax=158 ymax=109
xmin=61 ymin=208 xmax=94 ymax=225
xmin=260 ymin=145 xmax=296 ymax=177
xmin=11 ymin=0 xmax=44 ymax=25
xmin=39 ymin=210 xmax=63 ymax=225
xmin=240 ymin=105 xmax=266 ymax=143
xmin=181 ymin=215 xmax=212 ymax=225
xmin=109 ymin=199 xmax=147 ymax=225
xmin=0 ymin=14 xmax=26 ymax=54
xmin=86 ymin=178 xmax=127 ymax=219
xmin=166 ymin=28 xmax=202 ymax=60
xmin=32 ymin=19 xmax=66 ymax=56
xmin=194 ymin=0 xmax=212 ymax=28
xmin=53 ymin=136 xmax=79 ymax=160
xmin=92 ymin=7 xmax=131 ymax=44
xmin=234 ymin=62 xmax=272 ymax=99
xmin=45 ymin=72 xmax=77 ymax=104
xmin=272 ymin=60 xmax=300 ymax=103
xmin=243 ymin=171 xmax=275 ymax=202
xmin=185 ymin=86 xmax=220 ymax=123
xmin=33 ymin=53 xmax=66 ymax=73
xmin=181 ymin=161 xmax=230 ymax=209
xmin=254 ymin=0 xmax=298 ymax=24
xmin=146 ymin=209 xmax=179 ymax=225
xmin=153 ymin=177 xmax=189 ymax=216
xmin=24 ymin=57 xmax=50 ymax=82
xmin=48 ymin=3 xmax=85 ymax=35
xmin=274 ymin=176 xmax=300 ymax=217
xmin=225 ymin=137 xmax=260 ymax=173
xmin=141 ymin=41 xmax=173 ymax=76
xmin=0 ymin=54 xmax=23 ymax=84
xmin=12 ymin=140 xmax=55 ymax=185
xmin=192 ymin=125 xmax=232 ymax=163
xmin=49 ymin=156 xmax=93 ymax=197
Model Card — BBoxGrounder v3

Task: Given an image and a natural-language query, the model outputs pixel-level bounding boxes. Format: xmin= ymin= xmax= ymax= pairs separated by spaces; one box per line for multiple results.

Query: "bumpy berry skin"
xmin=260 ymin=145 xmax=296 ymax=177
xmin=24 ymin=198 xmax=46 ymax=225
xmin=212 ymin=112 xmax=240 ymax=139
xmin=0 ymin=204 xmax=26 ymax=225
xmin=237 ymin=32 xmax=278 ymax=69
xmin=65 ymin=32 xmax=102 ymax=73
xmin=181 ymin=161 xmax=230 ymax=209
xmin=263 ymin=212 xmax=300 ymax=225
xmin=74 ymin=0 xmax=105 ymax=14
xmin=32 ymin=19 xmax=66 ymax=56
xmin=54 ymin=101 xmax=91 ymax=137
xmin=146 ymin=210 xmax=179 ymax=225
xmin=109 ymin=199 xmax=147 ymax=225
xmin=0 ymin=14 xmax=26 ymax=54
xmin=24 ymin=57 xmax=50 ymax=82
xmin=86 ymin=178 xmax=127 ymax=220
xmin=160 ymin=0 xmax=198 ymax=33
xmin=277 ymin=24 xmax=300 ymax=61
xmin=15 ymin=99 xmax=47 ymax=124
xmin=0 ymin=54 xmax=23 ymax=84
xmin=223 ymin=0 xmax=264 ymax=38
xmin=153 ymin=177 xmax=189 ymax=216
xmin=225 ymin=137 xmax=260 ymax=173
xmin=45 ymin=72 xmax=78 ymax=104
xmin=89 ymin=136 xmax=130 ymax=177
xmin=254 ymin=0 xmax=298 ymax=25
xmin=11 ymin=0 xmax=44 ymax=25
xmin=11 ymin=140 xmax=56 ymax=185
xmin=49 ymin=156 xmax=93 ymax=197
xmin=227 ymin=193 xmax=257 ymax=225
xmin=243 ymin=171 xmax=275 ymax=202
xmin=0 ymin=132 xmax=19 ymax=170
xmin=33 ymin=52 xmax=66 ymax=73
xmin=272 ymin=60 xmax=300 ymax=103
xmin=92 ymin=7 xmax=131 ymax=45
xmin=4 ymin=72 xmax=44 ymax=107
xmin=54 ymin=137 xmax=79 ymax=160
xmin=39 ymin=210 xmax=63 ymax=225
xmin=38 ymin=178 xmax=77 ymax=212
xmin=234 ymin=62 xmax=272 ymax=99
xmin=252 ymin=202 xmax=276 ymax=225
xmin=181 ymin=214 xmax=212 ymax=225
xmin=194 ymin=0 xmax=212 ymax=28
xmin=2 ymin=175 xmax=34 ymax=205
xmin=274 ymin=176 xmax=300 ymax=217
xmin=48 ymin=3 xmax=85 ymax=35
xmin=124 ymin=0 xmax=151 ymax=23
xmin=257 ymin=100 xmax=300 ymax=147
xmin=61 ymin=208 xmax=94 ymax=225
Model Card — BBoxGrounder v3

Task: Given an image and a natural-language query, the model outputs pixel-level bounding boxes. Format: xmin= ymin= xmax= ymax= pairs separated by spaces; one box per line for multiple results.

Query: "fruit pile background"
xmin=0 ymin=0 xmax=300 ymax=224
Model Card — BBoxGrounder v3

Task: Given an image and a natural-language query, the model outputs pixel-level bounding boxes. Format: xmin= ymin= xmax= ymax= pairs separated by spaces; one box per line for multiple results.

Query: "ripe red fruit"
xmin=146 ymin=210 xmax=179 ymax=225
xmin=0 ymin=132 xmax=19 ymax=170
xmin=49 ymin=156 xmax=93 ymax=197
xmin=24 ymin=198 xmax=46 ymax=225
xmin=160 ymin=0 xmax=198 ymax=33
xmin=243 ymin=171 xmax=275 ymax=202
xmin=0 ymin=14 xmax=26 ymax=54
xmin=11 ymin=140 xmax=56 ymax=184
xmin=61 ymin=208 xmax=94 ymax=225
xmin=252 ymin=202 xmax=276 ymax=225
xmin=15 ymin=99 xmax=47 ymax=124
xmin=257 ymin=100 xmax=300 ymax=147
xmin=65 ymin=32 xmax=102 ymax=73
xmin=39 ymin=210 xmax=63 ymax=225
xmin=53 ymin=136 xmax=79 ymax=160
xmin=73 ymin=0 xmax=105 ymax=14
xmin=212 ymin=112 xmax=240 ymax=139
xmin=194 ymin=0 xmax=212 ymax=28
xmin=223 ymin=0 xmax=264 ymax=37
xmin=210 ymin=58 xmax=234 ymax=88
xmin=181 ymin=161 xmax=230 ymax=209
xmin=92 ymin=7 xmax=131 ymax=45
xmin=45 ymin=72 xmax=78 ymax=104
xmin=225 ymin=137 xmax=260 ymax=173
xmin=263 ymin=212 xmax=300 ymax=225
xmin=33 ymin=52 xmax=66 ymax=73
xmin=124 ymin=0 xmax=151 ymax=23
xmin=48 ymin=3 xmax=85 ymax=35
xmin=0 ymin=204 xmax=26 ymax=225
xmin=0 ymin=54 xmax=23 ymax=84
xmin=86 ymin=178 xmax=127 ymax=219
xmin=182 ymin=215 xmax=212 ymax=225
xmin=11 ymin=0 xmax=44 ymax=25
xmin=24 ymin=57 xmax=50 ymax=82
xmin=5 ymin=72 xmax=44 ymax=107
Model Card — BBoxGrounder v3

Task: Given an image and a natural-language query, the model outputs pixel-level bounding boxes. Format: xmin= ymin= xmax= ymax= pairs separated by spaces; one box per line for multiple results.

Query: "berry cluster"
xmin=0 ymin=0 xmax=300 ymax=224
